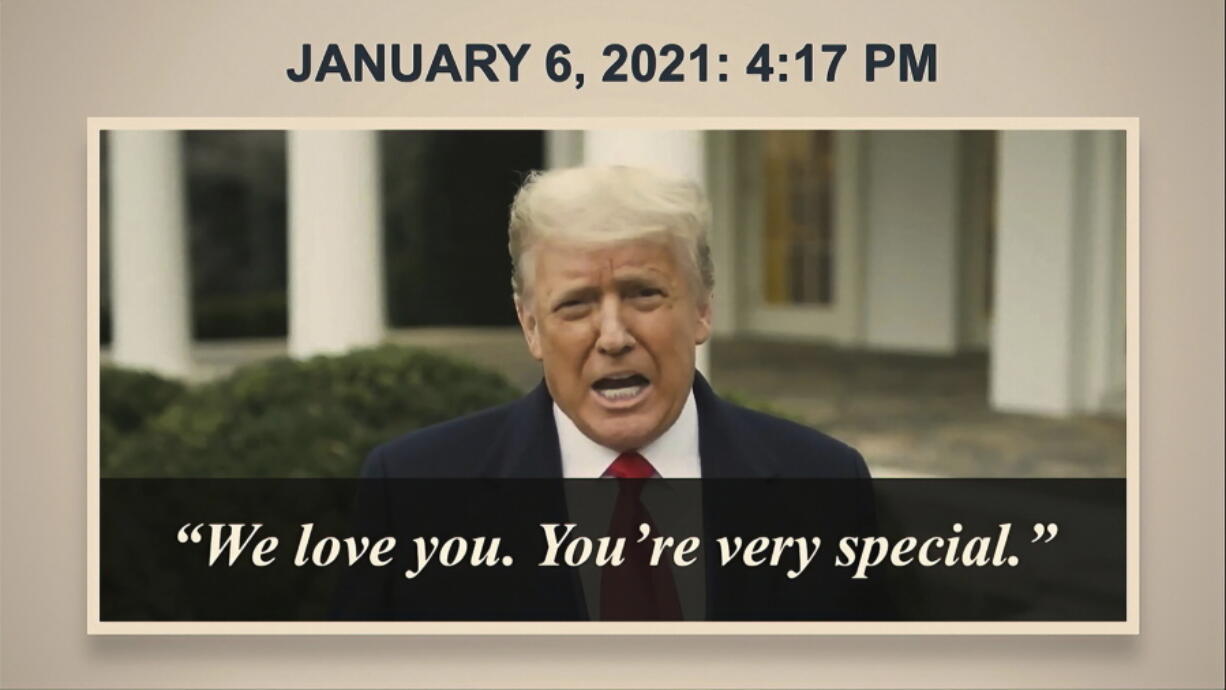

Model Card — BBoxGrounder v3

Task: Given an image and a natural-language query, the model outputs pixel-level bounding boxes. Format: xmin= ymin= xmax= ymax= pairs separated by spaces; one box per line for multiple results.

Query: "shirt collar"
xmin=554 ymin=389 xmax=701 ymax=479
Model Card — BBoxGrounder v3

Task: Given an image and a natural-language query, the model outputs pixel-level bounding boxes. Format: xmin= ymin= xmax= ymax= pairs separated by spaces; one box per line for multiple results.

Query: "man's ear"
xmin=515 ymin=295 xmax=544 ymax=361
xmin=694 ymin=294 xmax=713 ymax=346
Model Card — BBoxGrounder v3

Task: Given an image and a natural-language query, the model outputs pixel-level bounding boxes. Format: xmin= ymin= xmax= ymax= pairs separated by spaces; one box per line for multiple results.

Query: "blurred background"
xmin=98 ymin=129 xmax=1126 ymax=478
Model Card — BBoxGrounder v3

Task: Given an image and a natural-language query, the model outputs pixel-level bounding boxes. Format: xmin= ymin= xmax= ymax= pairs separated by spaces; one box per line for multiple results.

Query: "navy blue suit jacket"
xmin=363 ymin=371 xmax=868 ymax=479
xmin=342 ymin=372 xmax=882 ymax=620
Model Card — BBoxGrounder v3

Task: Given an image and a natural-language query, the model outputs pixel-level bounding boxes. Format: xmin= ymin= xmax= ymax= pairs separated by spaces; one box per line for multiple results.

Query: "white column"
xmin=861 ymin=131 xmax=962 ymax=354
xmin=583 ymin=130 xmax=706 ymax=183
xmin=287 ymin=131 xmax=385 ymax=358
xmin=582 ymin=130 xmax=711 ymax=374
xmin=107 ymin=130 xmax=193 ymax=378
xmin=544 ymin=131 xmax=584 ymax=169
xmin=705 ymin=131 xmax=739 ymax=338
xmin=991 ymin=131 xmax=1125 ymax=416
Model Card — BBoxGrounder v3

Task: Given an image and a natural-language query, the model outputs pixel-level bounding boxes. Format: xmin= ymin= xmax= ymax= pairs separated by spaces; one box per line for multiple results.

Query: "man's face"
xmin=516 ymin=238 xmax=712 ymax=452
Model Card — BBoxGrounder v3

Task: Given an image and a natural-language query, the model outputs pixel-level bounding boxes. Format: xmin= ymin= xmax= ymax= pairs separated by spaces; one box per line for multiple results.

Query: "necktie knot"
xmin=604 ymin=451 xmax=656 ymax=479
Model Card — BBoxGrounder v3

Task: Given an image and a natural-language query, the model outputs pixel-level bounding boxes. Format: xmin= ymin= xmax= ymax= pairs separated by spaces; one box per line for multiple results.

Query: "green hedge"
xmin=100 ymin=366 xmax=188 ymax=461
xmin=103 ymin=345 xmax=521 ymax=477
xmin=719 ymin=389 xmax=806 ymax=425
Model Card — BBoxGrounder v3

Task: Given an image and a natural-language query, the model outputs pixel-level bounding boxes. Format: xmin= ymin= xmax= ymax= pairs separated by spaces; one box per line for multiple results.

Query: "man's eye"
xmin=554 ymin=300 xmax=589 ymax=315
xmin=634 ymin=288 xmax=664 ymax=299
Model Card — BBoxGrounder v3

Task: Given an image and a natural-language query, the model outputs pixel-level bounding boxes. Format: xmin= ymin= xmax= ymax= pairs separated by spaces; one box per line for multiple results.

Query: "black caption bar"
xmin=101 ymin=479 xmax=1124 ymax=621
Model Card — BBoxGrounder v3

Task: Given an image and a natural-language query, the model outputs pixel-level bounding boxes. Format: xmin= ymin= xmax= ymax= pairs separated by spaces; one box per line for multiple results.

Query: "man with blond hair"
xmin=365 ymin=165 xmax=867 ymax=481
xmin=348 ymin=165 xmax=874 ymax=621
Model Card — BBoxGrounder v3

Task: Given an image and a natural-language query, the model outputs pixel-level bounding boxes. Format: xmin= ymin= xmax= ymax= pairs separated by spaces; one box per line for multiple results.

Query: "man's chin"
xmin=579 ymin=416 xmax=661 ymax=453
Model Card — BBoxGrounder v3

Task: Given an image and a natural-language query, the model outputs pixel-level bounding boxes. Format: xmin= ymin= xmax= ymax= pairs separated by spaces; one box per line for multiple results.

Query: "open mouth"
xmin=591 ymin=373 xmax=651 ymax=402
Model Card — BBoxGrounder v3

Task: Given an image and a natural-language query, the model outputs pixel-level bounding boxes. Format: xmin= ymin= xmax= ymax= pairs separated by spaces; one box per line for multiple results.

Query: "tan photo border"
xmin=85 ymin=116 xmax=1140 ymax=636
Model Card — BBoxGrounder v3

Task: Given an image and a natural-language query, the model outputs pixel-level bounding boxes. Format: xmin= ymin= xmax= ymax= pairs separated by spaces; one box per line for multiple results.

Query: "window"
xmin=760 ymin=131 xmax=836 ymax=306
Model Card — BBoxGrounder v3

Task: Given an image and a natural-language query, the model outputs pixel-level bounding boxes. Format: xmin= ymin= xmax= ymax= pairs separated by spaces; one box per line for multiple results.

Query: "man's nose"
xmin=595 ymin=301 xmax=635 ymax=356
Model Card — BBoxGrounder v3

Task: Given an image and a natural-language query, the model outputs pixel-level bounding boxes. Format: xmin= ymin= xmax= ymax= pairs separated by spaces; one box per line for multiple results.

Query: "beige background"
xmin=1 ymin=0 xmax=1222 ymax=687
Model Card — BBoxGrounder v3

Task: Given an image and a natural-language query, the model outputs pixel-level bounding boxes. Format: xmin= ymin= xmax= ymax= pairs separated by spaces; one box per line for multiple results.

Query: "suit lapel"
xmin=693 ymin=372 xmax=782 ymax=479
xmin=692 ymin=372 xmax=787 ymax=619
xmin=477 ymin=381 xmax=585 ymax=617
xmin=484 ymin=381 xmax=564 ymax=478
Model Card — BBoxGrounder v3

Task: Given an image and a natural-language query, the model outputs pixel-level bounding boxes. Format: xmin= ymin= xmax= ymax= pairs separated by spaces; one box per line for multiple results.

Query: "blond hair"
xmin=508 ymin=165 xmax=713 ymax=302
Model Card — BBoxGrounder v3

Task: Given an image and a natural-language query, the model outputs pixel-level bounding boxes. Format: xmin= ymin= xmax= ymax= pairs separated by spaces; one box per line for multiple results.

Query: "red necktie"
xmin=603 ymin=451 xmax=657 ymax=480
xmin=599 ymin=452 xmax=683 ymax=620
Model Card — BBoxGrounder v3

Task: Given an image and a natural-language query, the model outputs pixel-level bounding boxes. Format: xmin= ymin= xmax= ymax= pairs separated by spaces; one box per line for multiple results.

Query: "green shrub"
xmin=103 ymin=345 xmax=521 ymax=477
xmin=719 ymin=389 xmax=807 ymax=425
xmin=100 ymin=366 xmax=187 ymax=459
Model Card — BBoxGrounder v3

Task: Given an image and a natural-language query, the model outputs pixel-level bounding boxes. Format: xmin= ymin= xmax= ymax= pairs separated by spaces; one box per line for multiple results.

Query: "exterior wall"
xmin=957 ymin=132 xmax=996 ymax=350
xmin=860 ymin=131 xmax=963 ymax=354
xmin=724 ymin=131 xmax=977 ymax=355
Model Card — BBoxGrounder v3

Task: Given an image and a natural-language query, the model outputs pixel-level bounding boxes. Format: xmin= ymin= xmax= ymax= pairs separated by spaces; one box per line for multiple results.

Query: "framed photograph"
xmin=88 ymin=118 xmax=1137 ymax=634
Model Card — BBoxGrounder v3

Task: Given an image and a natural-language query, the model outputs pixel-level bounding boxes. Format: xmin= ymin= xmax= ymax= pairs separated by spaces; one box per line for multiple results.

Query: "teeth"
xmin=596 ymin=385 xmax=645 ymax=400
